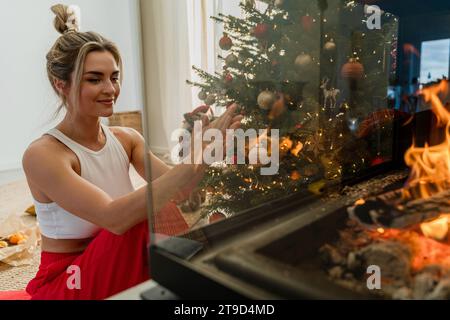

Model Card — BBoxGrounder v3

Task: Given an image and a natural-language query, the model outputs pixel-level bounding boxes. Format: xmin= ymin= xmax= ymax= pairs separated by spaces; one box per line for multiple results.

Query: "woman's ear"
xmin=54 ymin=79 xmax=68 ymax=96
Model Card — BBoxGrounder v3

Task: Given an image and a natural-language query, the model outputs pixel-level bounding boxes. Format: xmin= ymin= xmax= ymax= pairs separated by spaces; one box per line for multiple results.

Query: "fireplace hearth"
xmin=145 ymin=0 xmax=450 ymax=300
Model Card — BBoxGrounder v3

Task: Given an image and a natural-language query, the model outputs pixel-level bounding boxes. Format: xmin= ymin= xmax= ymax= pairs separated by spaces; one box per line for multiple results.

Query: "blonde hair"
xmin=47 ymin=4 xmax=123 ymax=117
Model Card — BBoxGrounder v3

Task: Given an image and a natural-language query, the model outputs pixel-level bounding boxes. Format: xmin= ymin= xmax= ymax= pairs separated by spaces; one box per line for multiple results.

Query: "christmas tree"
xmin=183 ymin=0 xmax=398 ymax=219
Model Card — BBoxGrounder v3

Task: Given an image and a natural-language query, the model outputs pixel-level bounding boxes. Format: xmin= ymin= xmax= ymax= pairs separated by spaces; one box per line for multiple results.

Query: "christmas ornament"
xmin=320 ymin=77 xmax=340 ymax=109
xmin=198 ymin=90 xmax=207 ymax=101
xmin=301 ymin=15 xmax=314 ymax=32
xmin=268 ymin=93 xmax=287 ymax=120
xmin=371 ymin=156 xmax=385 ymax=167
xmin=290 ymin=170 xmax=301 ymax=181
xmin=182 ymin=105 xmax=213 ymax=132
xmin=295 ymin=53 xmax=312 ymax=68
xmin=209 ymin=212 xmax=226 ymax=223
xmin=252 ymin=23 xmax=270 ymax=40
xmin=341 ymin=58 xmax=364 ymax=81
xmin=324 ymin=39 xmax=336 ymax=51
xmin=224 ymin=73 xmax=233 ymax=84
xmin=205 ymin=94 xmax=216 ymax=106
xmin=244 ymin=0 xmax=256 ymax=8
xmin=257 ymin=90 xmax=276 ymax=110
xmin=225 ymin=53 xmax=238 ymax=67
xmin=274 ymin=0 xmax=285 ymax=8
xmin=219 ymin=34 xmax=233 ymax=51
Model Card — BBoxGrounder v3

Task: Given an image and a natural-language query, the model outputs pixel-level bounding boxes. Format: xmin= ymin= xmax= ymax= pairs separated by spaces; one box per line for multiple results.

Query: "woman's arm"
xmin=125 ymin=127 xmax=171 ymax=182
xmin=22 ymin=143 xmax=202 ymax=235
xmin=23 ymin=105 xmax=242 ymax=236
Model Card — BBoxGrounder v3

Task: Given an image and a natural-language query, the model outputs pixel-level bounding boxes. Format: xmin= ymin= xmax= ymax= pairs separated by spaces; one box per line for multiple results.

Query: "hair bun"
xmin=51 ymin=4 xmax=81 ymax=35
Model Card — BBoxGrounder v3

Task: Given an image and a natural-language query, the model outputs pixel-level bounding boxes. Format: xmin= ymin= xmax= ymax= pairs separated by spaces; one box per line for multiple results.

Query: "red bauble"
xmin=219 ymin=34 xmax=233 ymax=51
xmin=341 ymin=58 xmax=364 ymax=81
xmin=252 ymin=23 xmax=270 ymax=39
xmin=268 ymin=93 xmax=287 ymax=120
xmin=209 ymin=212 xmax=226 ymax=223
xmin=371 ymin=157 xmax=385 ymax=167
xmin=224 ymin=73 xmax=233 ymax=84
xmin=301 ymin=15 xmax=314 ymax=32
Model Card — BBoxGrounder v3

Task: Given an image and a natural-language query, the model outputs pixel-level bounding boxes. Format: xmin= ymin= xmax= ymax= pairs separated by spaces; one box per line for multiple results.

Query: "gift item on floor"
xmin=0 ymin=213 xmax=40 ymax=267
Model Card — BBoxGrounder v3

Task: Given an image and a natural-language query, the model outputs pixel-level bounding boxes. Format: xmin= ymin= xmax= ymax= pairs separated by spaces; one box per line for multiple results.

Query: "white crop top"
xmin=34 ymin=123 xmax=136 ymax=240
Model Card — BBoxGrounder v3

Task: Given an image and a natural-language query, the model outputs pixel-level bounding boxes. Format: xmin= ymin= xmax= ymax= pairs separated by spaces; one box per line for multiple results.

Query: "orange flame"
xmin=404 ymin=80 xmax=450 ymax=240
xmin=404 ymin=80 xmax=450 ymax=198
xmin=420 ymin=215 xmax=449 ymax=241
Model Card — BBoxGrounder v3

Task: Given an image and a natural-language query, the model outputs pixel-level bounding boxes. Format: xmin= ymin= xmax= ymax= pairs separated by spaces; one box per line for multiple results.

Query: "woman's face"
xmin=69 ymin=50 xmax=121 ymax=118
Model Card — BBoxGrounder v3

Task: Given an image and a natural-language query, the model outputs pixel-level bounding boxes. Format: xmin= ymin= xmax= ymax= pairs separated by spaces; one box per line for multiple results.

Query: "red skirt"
xmin=26 ymin=202 xmax=188 ymax=300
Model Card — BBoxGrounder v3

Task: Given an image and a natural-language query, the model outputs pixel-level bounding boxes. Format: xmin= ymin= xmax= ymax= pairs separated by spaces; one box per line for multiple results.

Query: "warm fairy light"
xmin=377 ymin=228 xmax=385 ymax=234
xmin=280 ymin=137 xmax=293 ymax=151
xmin=290 ymin=142 xmax=303 ymax=157
xmin=354 ymin=199 xmax=365 ymax=206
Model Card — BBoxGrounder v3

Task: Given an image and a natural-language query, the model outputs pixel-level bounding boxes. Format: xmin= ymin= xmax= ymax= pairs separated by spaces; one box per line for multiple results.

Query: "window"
xmin=420 ymin=39 xmax=450 ymax=84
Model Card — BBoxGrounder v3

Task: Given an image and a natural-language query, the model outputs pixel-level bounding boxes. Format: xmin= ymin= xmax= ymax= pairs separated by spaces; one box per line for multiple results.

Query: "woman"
xmin=23 ymin=4 xmax=242 ymax=300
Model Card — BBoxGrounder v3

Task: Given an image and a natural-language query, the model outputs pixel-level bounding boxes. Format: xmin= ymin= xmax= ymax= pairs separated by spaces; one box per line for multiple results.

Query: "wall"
xmin=0 ymin=0 xmax=143 ymax=172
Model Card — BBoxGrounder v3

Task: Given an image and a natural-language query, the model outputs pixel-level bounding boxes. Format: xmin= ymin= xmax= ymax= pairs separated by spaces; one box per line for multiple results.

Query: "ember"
xmin=320 ymin=220 xmax=450 ymax=299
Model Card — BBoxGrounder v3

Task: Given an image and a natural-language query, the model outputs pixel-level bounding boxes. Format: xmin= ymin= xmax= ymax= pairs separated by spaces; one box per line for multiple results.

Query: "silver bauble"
xmin=257 ymin=90 xmax=276 ymax=110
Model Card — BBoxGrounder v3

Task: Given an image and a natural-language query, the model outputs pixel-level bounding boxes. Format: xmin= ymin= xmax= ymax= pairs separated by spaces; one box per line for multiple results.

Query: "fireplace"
xmin=144 ymin=0 xmax=450 ymax=300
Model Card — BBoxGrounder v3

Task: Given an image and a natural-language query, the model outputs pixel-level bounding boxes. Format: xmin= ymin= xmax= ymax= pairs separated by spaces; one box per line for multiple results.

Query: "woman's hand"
xmin=204 ymin=103 xmax=244 ymax=133
xmin=189 ymin=103 xmax=243 ymax=167
xmin=172 ymin=103 xmax=243 ymax=203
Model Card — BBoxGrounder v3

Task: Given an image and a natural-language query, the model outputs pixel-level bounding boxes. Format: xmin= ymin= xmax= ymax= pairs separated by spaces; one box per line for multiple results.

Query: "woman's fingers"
xmin=229 ymin=120 xmax=242 ymax=131
xmin=205 ymin=103 xmax=242 ymax=133
xmin=231 ymin=115 xmax=244 ymax=124
xmin=219 ymin=104 xmax=238 ymax=129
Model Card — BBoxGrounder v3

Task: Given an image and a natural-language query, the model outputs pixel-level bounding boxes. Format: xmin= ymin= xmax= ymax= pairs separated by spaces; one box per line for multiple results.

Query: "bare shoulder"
xmin=23 ymin=135 xmax=73 ymax=175
xmin=109 ymin=126 xmax=143 ymax=141
xmin=108 ymin=126 xmax=144 ymax=156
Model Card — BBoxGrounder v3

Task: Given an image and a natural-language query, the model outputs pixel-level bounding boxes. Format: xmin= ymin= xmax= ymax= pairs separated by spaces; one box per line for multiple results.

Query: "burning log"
xmin=347 ymin=186 xmax=450 ymax=229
